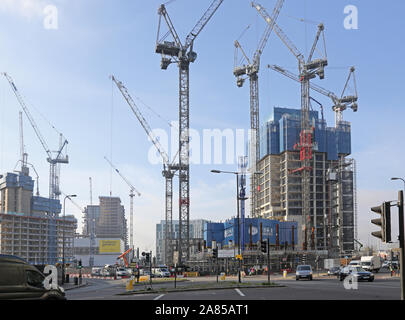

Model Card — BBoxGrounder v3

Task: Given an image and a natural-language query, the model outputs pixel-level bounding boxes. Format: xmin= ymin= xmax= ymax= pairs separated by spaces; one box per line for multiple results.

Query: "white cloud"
xmin=0 ymin=0 xmax=48 ymax=19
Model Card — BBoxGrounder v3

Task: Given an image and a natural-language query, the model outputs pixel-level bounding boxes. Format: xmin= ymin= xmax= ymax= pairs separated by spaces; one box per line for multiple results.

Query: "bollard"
xmin=283 ymin=270 xmax=287 ymax=278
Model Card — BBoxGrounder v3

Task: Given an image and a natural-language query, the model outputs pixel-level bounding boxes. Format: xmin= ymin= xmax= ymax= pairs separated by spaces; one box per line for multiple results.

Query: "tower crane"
xmin=111 ymin=75 xmax=177 ymax=266
xmin=267 ymin=64 xmax=358 ymax=126
xmin=233 ymin=0 xmax=285 ymax=218
xmin=104 ymin=156 xmax=141 ymax=253
xmin=2 ymin=73 xmax=69 ymax=202
xmin=254 ymin=3 xmax=328 ymax=250
xmin=155 ymin=0 xmax=224 ymax=264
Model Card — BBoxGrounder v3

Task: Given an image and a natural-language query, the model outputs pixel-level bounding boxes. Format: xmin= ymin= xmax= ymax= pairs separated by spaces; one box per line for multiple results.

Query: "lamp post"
xmin=210 ymin=170 xmax=263 ymax=283
xmin=211 ymin=170 xmax=241 ymax=282
xmin=391 ymin=177 xmax=405 ymax=300
xmin=62 ymin=194 xmax=77 ymax=285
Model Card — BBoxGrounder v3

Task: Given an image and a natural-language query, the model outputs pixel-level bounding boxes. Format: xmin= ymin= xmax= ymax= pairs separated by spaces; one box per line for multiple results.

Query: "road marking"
xmin=235 ymin=288 xmax=245 ymax=297
xmin=154 ymin=294 xmax=165 ymax=300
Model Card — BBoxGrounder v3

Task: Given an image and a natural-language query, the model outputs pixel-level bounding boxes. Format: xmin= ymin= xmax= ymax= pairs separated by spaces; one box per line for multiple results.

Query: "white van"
xmin=348 ymin=260 xmax=361 ymax=267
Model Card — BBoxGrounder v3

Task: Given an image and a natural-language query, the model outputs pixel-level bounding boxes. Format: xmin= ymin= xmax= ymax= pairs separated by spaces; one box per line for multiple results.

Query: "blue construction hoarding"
xmin=204 ymin=218 xmax=298 ymax=248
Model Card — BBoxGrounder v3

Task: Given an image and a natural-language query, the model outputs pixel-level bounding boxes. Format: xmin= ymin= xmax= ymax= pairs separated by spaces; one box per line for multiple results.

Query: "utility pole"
xmin=267 ymin=238 xmax=270 ymax=284
xmin=398 ymin=191 xmax=404 ymax=300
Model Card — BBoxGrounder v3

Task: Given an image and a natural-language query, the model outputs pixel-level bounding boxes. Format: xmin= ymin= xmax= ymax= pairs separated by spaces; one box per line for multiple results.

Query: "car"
xmin=116 ymin=268 xmax=130 ymax=277
xmin=338 ymin=266 xmax=374 ymax=282
xmin=0 ymin=254 xmax=66 ymax=300
xmin=91 ymin=267 xmax=102 ymax=277
xmin=327 ymin=266 xmax=341 ymax=276
xmin=296 ymin=265 xmax=313 ymax=281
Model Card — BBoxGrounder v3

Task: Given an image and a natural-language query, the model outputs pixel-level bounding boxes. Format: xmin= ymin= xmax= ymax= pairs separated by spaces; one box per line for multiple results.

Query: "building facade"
xmin=156 ymin=219 xmax=207 ymax=265
xmin=95 ymin=197 xmax=127 ymax=247
xmin=0 ymin=171 xmax=77 ymax=264
xmin=257 ymin=107 xmax=356 ymax=256
xmin=73 ymin=237 xmax=125 ymax=267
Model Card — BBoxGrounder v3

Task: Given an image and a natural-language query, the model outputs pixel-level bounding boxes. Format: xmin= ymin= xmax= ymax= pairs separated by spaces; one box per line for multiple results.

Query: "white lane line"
xmin=235 ymin=288 xmax=245 ymax=297
xmin=154 ymin=294 xmax=165 ymax=300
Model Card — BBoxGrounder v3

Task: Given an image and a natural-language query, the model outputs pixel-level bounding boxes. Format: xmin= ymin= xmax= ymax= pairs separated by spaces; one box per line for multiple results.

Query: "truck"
xmin=324 ymin=258 xmax=341 ymax=270
xmin=360 ymin=256 xmax=382 ymax=273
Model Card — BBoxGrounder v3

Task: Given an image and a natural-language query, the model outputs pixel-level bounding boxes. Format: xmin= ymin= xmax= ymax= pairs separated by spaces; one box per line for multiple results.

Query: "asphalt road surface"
xmin=66 ymin=277 xmax=401 ymax=300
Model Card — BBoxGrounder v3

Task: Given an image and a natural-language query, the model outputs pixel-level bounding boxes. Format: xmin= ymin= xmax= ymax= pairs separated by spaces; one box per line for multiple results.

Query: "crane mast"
xmin=155 ymin=0 xmax=224 ymax=265
xmin=104 ymin=156 xmax=141 ymax=252
xmin=234 ymin=1 xmax=284 ymax=218
xmin=254 ymin=3 xmax=327 ymax=250
xmin=267 ymin=64 xmax=358 ymax=126
xmin=111 ymin=75 xmax=177 ymax=266
xmin=2 ymin=73 xmax=69 ymax=201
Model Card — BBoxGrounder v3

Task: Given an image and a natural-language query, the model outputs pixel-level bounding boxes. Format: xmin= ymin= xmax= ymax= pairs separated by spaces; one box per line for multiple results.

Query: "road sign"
xmin=235 ymin=254 xmax=242 ymax=260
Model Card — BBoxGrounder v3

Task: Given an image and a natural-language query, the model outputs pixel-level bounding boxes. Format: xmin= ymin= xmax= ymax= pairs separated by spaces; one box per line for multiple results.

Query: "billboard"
xmin=99 ymin=240 xmax=121 ymax=253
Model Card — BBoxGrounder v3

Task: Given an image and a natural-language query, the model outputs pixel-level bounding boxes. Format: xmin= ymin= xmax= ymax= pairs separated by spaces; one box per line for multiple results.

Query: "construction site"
xmin=148 ymin=0 xmax=360 ymax=273
xmin=0 ymin=1 xmax=360 ymax=274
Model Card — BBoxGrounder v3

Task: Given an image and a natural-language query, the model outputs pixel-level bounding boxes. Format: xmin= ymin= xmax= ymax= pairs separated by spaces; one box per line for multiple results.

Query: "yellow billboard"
xmin=99 ymin=240 xmax=121 ymax=253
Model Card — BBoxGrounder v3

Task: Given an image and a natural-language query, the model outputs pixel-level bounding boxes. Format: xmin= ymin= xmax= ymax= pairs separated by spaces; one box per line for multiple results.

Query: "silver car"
xmin=296 ymin=265 xmax=313 ymax=280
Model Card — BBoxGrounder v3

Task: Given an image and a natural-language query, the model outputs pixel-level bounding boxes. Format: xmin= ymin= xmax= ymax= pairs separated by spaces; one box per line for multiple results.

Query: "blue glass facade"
xmin=260 ymin=107 xmax=351 ymax=160
xmin=204 ymin=218 xmax=298 ymax=248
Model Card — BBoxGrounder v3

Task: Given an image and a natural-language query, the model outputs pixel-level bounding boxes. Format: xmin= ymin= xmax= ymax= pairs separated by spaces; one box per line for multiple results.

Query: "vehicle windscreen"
xmin=353 ymin=267 xmax=366 ymax=272
xmin=361 ymin=262 xmax=371 ymax=266
xmin=297 ymin=266 xmax=311 ymax=271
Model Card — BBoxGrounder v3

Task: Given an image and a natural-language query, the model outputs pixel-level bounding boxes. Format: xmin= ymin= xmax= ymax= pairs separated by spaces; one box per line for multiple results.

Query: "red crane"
xmin=117 ymin=248 xmax=133 ymax=268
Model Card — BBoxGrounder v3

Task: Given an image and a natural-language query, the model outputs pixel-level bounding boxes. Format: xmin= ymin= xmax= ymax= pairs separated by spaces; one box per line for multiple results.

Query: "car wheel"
xmin=296 ymin=277 xmax=299 ymax=281
xmin=368 ymin=278 xmax=374 ymax=282
xmin=309 ymin=276 xmax=313 ymax=281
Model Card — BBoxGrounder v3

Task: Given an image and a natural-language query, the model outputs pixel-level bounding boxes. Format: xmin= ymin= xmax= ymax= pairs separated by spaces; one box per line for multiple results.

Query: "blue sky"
xmin=0 ymin=0 xmax=404 ymax=252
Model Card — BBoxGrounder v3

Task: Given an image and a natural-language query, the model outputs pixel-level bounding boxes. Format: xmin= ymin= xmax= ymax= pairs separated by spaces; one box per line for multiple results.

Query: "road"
xmin=66 ymin=276 xmax=401 ymax=300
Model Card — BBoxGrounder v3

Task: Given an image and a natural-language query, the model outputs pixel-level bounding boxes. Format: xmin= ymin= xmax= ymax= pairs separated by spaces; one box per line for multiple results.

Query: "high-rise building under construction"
xmin=95 ymin=196 xmax=127 ymax=247
xmin=257 ymin=107 xmax=356 ymax=257
xmin=0 ymin=171 xmax=77 ymax=264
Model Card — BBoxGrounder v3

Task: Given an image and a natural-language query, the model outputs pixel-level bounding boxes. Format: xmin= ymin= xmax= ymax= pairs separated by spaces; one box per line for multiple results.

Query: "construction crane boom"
xmin=112 ymin=75 xmax=177 ymax=267
xmin=267 ymin=64 xmax=358 ymax=125
xmin=184 ymin=0 xmax=224 ymax=51
xmin=104 ymin=156 xmax=141 ymax=197
xmin=234 ymin=0 xmax=284 ymax=218
xmin=255 ymin=3 xmax=328 ymax=250
xmin=111 ymin=76 xmax=170 ymax=167
xmin=104 ymin=156 xmax=141 ymax=253
xmin=3 ymin=73 xmax=52 ymax=159
xmin=2 ymin=72 xmax=69 ymax=200
xmin=156 ymin=0 xmax=225 ymax=265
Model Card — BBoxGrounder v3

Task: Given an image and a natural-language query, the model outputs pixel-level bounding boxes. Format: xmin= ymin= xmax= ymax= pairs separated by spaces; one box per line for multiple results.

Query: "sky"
xmin=0 ymin=0 xmax=404 ymax=253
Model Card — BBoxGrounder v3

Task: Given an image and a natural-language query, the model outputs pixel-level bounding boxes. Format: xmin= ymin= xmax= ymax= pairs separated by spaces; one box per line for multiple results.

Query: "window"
xmin=0 ymin=267 xmax=23 ymax=285
xmin=297 ymin=265 xmax=311 ymax=271
xmin=26 ymin=270 xmax=45 ymax=288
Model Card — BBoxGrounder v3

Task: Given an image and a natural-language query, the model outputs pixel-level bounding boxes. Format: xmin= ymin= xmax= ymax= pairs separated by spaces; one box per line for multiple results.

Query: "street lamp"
xmin=392 ymin=177 xmax=405 ymax=190
xmin=210 ymin=169 xmax=263 ymax=283
xmin=62 ymin=194 xmax=77 ymax=285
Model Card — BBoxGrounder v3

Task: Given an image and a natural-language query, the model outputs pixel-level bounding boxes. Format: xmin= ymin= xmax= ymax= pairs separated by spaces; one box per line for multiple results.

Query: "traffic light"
xmin=142 ymin=252 xmax=151 ymax=263
xmin=78 ymin=260 xmax=82 ymax=269
xmin=371 ymin=201 xmax=391 ymax=243
xmin=261 ymin=241 xmax=267 ymax=253
xmin=212 ymin=248 xmax=218 ymax=260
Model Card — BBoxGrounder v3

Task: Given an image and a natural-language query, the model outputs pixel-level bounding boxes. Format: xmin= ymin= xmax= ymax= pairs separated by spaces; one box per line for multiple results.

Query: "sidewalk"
xmin=62 ymin=279 xmax=89 ymax=291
